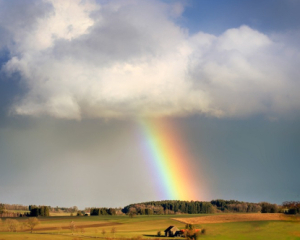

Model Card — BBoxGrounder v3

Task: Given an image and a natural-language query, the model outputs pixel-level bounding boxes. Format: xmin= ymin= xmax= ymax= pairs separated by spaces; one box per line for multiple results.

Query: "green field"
xmin=0 ymin=214 xmax=300 ymax=240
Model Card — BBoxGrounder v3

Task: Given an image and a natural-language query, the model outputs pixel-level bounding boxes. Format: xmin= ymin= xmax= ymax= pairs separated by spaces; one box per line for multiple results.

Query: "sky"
xmin=0 ymin=0 xmax=300 ymax=209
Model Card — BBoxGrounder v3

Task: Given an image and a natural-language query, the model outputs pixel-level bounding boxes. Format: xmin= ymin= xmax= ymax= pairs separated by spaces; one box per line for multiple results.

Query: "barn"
xmin=164 ymin=226 xmax=180 ymax=237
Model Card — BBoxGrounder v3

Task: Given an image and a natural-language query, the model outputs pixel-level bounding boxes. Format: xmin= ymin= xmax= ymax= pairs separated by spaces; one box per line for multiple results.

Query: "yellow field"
xmin=50 ymin=212 xmax=73 ymax=217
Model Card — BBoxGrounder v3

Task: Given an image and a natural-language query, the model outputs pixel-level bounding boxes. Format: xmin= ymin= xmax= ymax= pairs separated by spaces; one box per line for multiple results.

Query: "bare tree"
xmin=5 ymin=219 xmax=19 ymax=232
xmin=72 ymin=206 xmax=78 ymax=213
xmin=111 ymin=227 xmax=116 ymax=238
xmin=70 ymin=221 xmax=76 ymax=235
xmin=26 ymin=217 xmax=40 ymax=233
xmin=102 ymin=228 xmax=106 ymax=237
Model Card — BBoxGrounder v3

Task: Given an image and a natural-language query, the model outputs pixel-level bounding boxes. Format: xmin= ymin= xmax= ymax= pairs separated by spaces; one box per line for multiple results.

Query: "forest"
xmin=121 ymin=200 xmax=282 ymax=215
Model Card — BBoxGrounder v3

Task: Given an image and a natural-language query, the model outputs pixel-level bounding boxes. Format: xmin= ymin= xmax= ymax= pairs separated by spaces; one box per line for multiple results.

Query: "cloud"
xmin=1 ymin=0 xmax=300 ymax=119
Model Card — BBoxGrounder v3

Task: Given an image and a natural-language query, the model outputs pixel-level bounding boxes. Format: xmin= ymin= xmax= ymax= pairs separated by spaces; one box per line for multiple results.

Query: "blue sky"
xmin=181 ymin=0 xmax=300 ymax=34
xmin=0 ymin=0 xmax=299 ymax=209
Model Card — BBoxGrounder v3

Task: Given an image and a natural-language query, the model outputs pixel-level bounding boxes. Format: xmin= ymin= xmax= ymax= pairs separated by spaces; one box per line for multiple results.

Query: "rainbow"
xmin=138 ymin=118 xmax=201 ymax=201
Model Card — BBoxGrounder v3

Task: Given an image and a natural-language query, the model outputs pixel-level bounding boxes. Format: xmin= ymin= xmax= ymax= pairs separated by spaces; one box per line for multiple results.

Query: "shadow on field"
xmin=143 ymin=235 xmax=182 ymax=239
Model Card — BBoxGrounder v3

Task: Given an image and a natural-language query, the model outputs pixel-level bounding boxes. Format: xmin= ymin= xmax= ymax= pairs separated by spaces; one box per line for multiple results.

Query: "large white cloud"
xmin=1 ymin=0 xmax=300 ymax=119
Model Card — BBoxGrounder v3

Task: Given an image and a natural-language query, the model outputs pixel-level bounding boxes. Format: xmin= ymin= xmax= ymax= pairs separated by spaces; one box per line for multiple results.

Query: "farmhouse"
xmin=164 ymin=226 xmax=180 ymax=237
xmin=164 ymin=225 xmax=202 ymax=237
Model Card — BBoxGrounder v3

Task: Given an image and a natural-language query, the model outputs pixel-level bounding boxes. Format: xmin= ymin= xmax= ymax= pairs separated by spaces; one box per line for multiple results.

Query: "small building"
xmin=164 ymin=226 xmax=180 ymax=237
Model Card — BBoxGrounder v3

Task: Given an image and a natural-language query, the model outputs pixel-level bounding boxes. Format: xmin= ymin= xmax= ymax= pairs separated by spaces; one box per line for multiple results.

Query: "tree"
xmin=72 ymin=206 xmax=78 ymax=213
xmin=111 ymin=227 xmax=116 ymax=238
xmin=261 ymin=202 xmax=278 ymax=213
xmin=127 ymin=207 xmax=138 ymax=217
xmin=70 ymin=221 xmax=76 ymax=235
xmin=108 ymin=208 xmax=116 ymax=215
xmin=5 ymin=219 xmax=19 ymax=232
xmin=128 ymin=212 xmax=136 ymax=218
xmin=185 ymin=224 xmax=195 ymax=230
xmin=30 ymin=207 xmax=39 ymax=216
xmin=184 ymin=224 xmax=196 ymax=240
xmin=0 ymin=204 xmax=6 ymax=214
xmin=26 ymin=217 xmax=40 ymax=233
xmin=39 ymin=206 xmax=45 ymax=216
xmin=30 ymin=206 xmax=49 ymax=217
xmin=145 ymin=208 xmax=153 ymax=215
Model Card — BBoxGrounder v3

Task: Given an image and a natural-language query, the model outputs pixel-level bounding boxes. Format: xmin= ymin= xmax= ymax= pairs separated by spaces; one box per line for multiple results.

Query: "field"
xmin=0 ymin=213 xmax=300 ymax=240
xmin=174 ymin=213 xmax=292 ymax=224
xmin=49 ymin=212 xmax=75 ymax=217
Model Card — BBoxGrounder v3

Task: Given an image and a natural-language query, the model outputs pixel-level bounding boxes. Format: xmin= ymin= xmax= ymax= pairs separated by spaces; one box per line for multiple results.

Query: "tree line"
xmin=0 ymin=203 xmax=25 ymax=217
xmin=211 ymin=199 xmax=265 ymax=213
xmin=0 ymin=199 xmax=294 ymax=218
xmin=0 ymin=203 xmax=28 ymax=211
xmin=90 ymin=208 xmax=117 ymax=215
xmin=122 ymin=200 xmax=215 ymax=215
xmin=122 ymin=200 xmax=281 ymax=215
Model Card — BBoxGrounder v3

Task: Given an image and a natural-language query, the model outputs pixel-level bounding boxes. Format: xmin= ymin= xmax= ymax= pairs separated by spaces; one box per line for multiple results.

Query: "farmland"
xmin=0 ymin=213 xmax=300 ymax=240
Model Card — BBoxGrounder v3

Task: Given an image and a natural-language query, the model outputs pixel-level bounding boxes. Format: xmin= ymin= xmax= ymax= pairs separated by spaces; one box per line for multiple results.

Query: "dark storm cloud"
xmin=176 ymin=116 xmax=300 ymax=203
xmin=0 ymin=49 xmax=22 ymax=126
xmin=0 ymin=118 xmax=158 ymax=208
xmin=0 ymin=0 xmax=53 ymax=123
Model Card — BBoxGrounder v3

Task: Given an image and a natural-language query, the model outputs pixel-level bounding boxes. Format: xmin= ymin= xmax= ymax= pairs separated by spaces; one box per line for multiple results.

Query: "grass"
xmin=197 ymin=221 xmax=300 ymax=240
xmin=0 ymin=214 xmax=300 ymax=240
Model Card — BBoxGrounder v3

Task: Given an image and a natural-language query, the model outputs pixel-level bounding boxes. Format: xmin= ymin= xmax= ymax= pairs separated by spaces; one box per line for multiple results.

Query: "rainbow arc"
xmin=138 ymin=118 xmax=201 ymax=200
